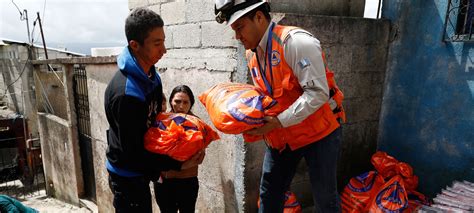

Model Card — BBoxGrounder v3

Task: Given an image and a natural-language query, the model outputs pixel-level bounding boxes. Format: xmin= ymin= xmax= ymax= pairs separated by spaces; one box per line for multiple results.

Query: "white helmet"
xmin=214 ymin=0 xmax=269 ymax=25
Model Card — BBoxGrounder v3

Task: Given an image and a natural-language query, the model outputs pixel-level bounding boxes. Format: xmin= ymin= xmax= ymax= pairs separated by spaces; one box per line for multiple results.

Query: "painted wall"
xmin=379 ymin=0 xmax=474 ymax=197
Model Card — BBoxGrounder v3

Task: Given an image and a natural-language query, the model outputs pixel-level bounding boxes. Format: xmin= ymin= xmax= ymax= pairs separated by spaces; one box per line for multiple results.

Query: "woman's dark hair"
xmin=169 ymin=85 xmax=195 ymax=115
xmin=125 ymin=7 xmax=164 ymax=44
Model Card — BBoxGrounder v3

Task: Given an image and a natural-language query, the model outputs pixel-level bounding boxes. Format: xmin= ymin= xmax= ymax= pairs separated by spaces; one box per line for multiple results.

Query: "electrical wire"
xmin=0 ymin=47 xmax=32 ymax=101
xmin=11 ymin=0 xmax=25 ymax=20
xmin=33 ymin=0 xmax=47 ymax=47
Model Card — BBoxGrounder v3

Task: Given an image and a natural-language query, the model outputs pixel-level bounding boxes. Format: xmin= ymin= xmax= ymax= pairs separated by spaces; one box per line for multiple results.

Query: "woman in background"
xmin=154 ymin=85 xmax=205 ymax=213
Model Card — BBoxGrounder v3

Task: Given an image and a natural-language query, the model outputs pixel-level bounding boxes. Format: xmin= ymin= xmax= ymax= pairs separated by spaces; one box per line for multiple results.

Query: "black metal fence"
xmin=444 ymin=0 xmax=474 ymax=42
xmin=72 ymin=64 xmax=96 ymax=202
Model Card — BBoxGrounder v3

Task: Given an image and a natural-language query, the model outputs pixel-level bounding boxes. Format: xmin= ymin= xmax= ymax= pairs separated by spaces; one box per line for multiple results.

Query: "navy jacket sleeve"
xmin=111 ymin=94 xmax=182 ymax=174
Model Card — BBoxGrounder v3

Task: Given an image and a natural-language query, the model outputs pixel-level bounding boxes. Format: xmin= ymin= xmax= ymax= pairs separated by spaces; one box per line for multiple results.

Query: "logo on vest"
xmin=271 ymin=50 xmax=281 ymax=66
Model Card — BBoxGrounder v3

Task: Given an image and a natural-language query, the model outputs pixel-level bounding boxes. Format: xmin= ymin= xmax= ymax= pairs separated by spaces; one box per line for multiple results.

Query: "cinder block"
xmin=337 ymin=72 xmax=384 ymax=99
xmin=149 ymin=4 xmax=161 ymax=15
xmin=278 ymin=14 xmax=342 ymax=44
xmin=148 ymin=0 xmax=170 ymax=5
xmin=161 ymin=2 xmax=186 ymax=25
xmin=344 ymin=97 xmax=382 ymax=123
xmin=324 ymin=45 xmax=352 ymax=73
xmin=128 ymin=0 xmax=149 ymax=10
xmin=172 ymin=24 xmax=201 ymax=48
xmin=351 ymin=44 xmax=387 ymax=72
xmin=186 ymin=1 xmax=215 ymax=23
xmin=201 ymin=22 xmax=238 ymax=47
xmin=164 ymin=25 xmax=174 ymax=49
xmin=159 ymin=48 xmax=237 ymax=71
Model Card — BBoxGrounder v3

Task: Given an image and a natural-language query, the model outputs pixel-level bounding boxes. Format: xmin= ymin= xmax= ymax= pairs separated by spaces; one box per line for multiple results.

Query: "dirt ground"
xmin=20 ymin=190 xmax=92 ymax=213
xmin=1 ymin=178 xmax=93 ymax=213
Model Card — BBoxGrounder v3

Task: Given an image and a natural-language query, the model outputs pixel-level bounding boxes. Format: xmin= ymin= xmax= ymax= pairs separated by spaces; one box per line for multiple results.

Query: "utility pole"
xmin=23 ymin=10 xmax=31 ymax=44
xmin=37 ymin=12 xmax=48 ymax=59
xmin=376 ymin=0 xmax=382 ymax=19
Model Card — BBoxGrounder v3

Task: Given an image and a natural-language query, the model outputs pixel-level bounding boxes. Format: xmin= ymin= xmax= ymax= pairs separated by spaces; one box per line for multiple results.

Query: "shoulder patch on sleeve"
xmin=298 ymin=58 xmax=311 ymax=70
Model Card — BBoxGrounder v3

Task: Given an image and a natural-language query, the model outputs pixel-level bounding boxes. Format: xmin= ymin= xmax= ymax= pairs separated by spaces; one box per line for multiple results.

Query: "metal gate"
xmin=0 ymin=116 xmax=45 ymax=199
xmin=72 ymin=64 xmax=96 ymax=202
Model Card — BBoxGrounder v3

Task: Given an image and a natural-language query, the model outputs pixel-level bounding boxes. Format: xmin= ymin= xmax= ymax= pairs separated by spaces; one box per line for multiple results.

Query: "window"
xmin=445 ymin=0 xmax=474 ymax=42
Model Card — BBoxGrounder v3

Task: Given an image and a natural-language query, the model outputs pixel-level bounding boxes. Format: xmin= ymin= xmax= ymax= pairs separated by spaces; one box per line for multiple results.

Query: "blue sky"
xmin=1 ymin=0 xmax=381 ymax=55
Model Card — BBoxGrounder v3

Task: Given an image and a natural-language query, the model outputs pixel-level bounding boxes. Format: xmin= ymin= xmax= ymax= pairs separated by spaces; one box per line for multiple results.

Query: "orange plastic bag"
xmin=144 ymin=112 xmax=220 ymax=161
xmin=199 ymin=83 xmax=280 ymax=141
xmin=365 ymin=175 xmax=409 ymax=213
xmin=258 ymin=191 xmax=302 ymax=213
xmin=405 ymin=190 xmax=430 ymax=212
xmin=396 ymin=162 xmax=419 ymax=191
xmin=341 ymin=171 xmax=385 ymax=213
xmin=371 ymin=151 xmax=419 ymax=190
xmin=371 ymin=151 xmax=398 ymax=179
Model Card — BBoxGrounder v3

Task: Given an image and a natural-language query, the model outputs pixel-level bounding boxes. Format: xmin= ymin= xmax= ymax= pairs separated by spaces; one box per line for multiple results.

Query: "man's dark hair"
xmin=244 ymin=3 xmax=271 ymax=21
xmin=125 ymin=8 xmax=164 ymax=44
xmin=169 ymin=85 xmax=195 ymax=115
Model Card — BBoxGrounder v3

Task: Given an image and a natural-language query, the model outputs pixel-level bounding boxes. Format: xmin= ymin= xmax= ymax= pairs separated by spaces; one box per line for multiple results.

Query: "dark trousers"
xmin=259 ymin=127 xmax=342 ymax=213
xmin=108 ymin=172 xmax=152 ymax=213
xmin=154 ymin=177 xmax=199 ymax=213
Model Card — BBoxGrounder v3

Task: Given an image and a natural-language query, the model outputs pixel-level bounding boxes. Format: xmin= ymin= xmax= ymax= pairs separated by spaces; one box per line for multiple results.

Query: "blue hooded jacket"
xmin=104 ymin=47 xmax=181 ymax=177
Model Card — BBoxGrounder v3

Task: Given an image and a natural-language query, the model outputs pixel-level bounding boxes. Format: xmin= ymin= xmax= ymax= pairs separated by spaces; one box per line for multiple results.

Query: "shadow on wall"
xmin=220 ymin=166 xmax=238 ymax=212
xmin=378 ymin=0 xmax=474 ymax=197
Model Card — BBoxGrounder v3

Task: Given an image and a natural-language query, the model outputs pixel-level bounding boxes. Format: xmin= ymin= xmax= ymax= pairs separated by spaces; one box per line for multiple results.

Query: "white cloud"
xmin=1 ymin=0 xmax=129 ymax=54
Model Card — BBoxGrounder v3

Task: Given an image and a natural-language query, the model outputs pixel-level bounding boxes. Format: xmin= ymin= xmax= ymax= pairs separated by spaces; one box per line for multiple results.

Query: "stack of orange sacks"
xmin=341 ymin=151 xmax=430 ymax=213
xmin=199 ymin=83 xmax=281 ymax=142
xmin=144 ymin=112 xmax=220 ymax=161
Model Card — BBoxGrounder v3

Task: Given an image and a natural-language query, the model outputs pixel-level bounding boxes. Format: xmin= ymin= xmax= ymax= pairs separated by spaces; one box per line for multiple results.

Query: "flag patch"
xmin=298 ymin=58 xmax=311 ymax=69
xmin=251 ymin=67 xmax=260 ymax=80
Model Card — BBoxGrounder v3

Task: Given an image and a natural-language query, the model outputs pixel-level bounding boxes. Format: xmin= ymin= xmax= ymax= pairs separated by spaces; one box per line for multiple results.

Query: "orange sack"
xmin=365 ymin=175 xmax=409 ymax=213
xmin=341 ymin=171 xmax=385 ymax=213
xmin=199 ymin=83 xmax=281 ymax=139
xmin=258 ymin=191 xmax=302 ymax=213
xmin=144 ymin=112 xmax=220 ymax=161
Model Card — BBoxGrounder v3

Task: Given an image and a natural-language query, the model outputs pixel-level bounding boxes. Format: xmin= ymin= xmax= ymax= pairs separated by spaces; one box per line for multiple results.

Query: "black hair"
xmin=169 ymin=85 xmax=195 ymax=115
xmin=125 ymin=7 xmax=164 ymax=44
xmin=243 ymin=3 xmax=271 ymax=21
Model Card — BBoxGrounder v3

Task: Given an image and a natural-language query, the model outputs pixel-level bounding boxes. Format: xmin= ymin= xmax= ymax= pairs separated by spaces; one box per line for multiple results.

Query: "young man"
xmin=104 ymin=8 xmax=203 ymax=213
xmin=215 ymin=0 xmax=344 ymax=212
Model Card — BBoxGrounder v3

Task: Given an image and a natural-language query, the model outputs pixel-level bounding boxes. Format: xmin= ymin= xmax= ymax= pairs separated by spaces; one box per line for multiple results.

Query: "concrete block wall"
xmin=0 ymin=44 xmax=80 ymax=139
xmin=269 ymin=0 xmax=366 ymax=17
xmin=34 ymin=71 xmax=68 ymax=120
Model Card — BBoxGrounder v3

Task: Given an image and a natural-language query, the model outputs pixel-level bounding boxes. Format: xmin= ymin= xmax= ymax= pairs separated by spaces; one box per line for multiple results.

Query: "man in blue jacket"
xmin=104 ymin=8 xmax=203 ymax=213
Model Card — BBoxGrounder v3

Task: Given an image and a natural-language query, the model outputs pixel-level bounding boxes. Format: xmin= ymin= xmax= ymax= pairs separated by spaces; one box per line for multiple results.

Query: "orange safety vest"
xmin=246 ymin=24 xmax=345 ymax=151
